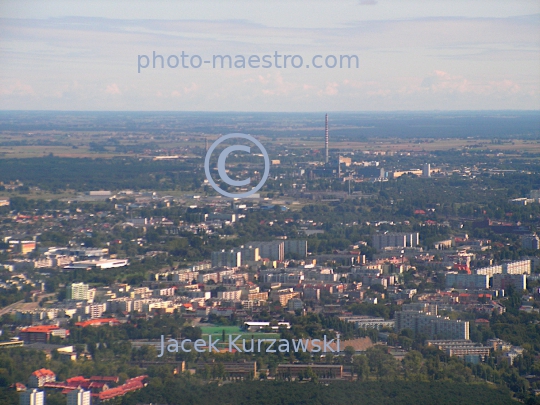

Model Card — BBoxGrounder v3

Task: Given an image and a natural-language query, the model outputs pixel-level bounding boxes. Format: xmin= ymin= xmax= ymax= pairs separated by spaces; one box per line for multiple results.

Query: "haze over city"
xmin=1 ymin=0 xmax=539 ymax=111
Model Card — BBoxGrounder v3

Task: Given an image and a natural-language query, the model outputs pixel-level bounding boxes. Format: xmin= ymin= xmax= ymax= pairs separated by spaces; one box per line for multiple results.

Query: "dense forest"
xmin=122 ymin=380 xmax=516 ymax=405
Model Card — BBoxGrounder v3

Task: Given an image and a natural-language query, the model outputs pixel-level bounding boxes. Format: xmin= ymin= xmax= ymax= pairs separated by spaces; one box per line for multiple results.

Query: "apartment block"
xmin=211 ymin=250 xmax=241 ymax=268
xmin=493 ymin=273 xmax=527 ymax=290
xmin=259 ymin=271 xmax=304 ymax=284
xmin=503 ymin=260 xmax=531 ymax=275
xmin=372 ymin=232 xmax=419 ymax=250
xmin=67 ymin=388 xmax=91 ymax=405
xmin=445 ymin=273 xmax=489 ymax=289
xmin=284 ymin=240 xmax=308 ymax=258
xmin=217 ymin=290 xmax=242 ymax=301
xmin=339 ymin=316 xmax=395 ymax=330
xmin=197 ymin=272 xmax=219 ymax=284
xmin=521 ymin=234 xmax=540 ymax=250
xmin=67 ymin=282 xmax=90 ymax=301
xmin=249 ymin=241 xmax=284 ymax=261
xmin=234 ymin=245 xmax=260 ymax=262
xmin=395 ymin=311 xmax=469 ymax=340
xmin=19 ymin=389 xmax=45 ymax=405
xmin=474 ymin=265 xmax=503 ymax=277
xmin=426 ymin=340 xmax=491 ymax=361
xmin=172 ymin=271 xmax=199 ymax=283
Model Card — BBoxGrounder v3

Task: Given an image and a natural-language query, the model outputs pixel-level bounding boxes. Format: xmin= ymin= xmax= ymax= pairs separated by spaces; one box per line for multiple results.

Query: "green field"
xmin=200 ymin=325 xmax=280 ymax=344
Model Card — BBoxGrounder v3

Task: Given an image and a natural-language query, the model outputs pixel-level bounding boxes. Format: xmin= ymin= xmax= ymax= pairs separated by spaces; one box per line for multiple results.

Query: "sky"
xmin=0 ymin=0 xmax=539 ymax=111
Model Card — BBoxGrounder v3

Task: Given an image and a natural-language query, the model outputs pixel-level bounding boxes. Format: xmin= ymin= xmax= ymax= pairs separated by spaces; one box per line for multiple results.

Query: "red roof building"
xmin=75 ymin=318 xmax=120 ymax=328
xmin=19 ymin=326 xmax=69 ymax=343
xmin=28 ymin=368 xmax=56 ymax=388
xmin=95 ymin=375 xmax=147 ymax=401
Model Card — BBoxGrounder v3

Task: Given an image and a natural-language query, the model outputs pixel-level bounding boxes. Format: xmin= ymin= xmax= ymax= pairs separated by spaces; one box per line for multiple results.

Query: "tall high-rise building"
xmin=324 ymin=113 xmax=329 ymax=164
xmin=66 ymin=282 xmax=89 ymax=300
xmin=249 ymin=241 xmax=285 ymax=261
xmin=423 ymin=163 xmax=431 ymax=178
xmin=67 ymin=388 xmax=91 ymax=405
xmin=284 ymin=240 xmax=308 ymax=258
xmin=234 ymin=245 xmax=260 ymax=262
xmin=19 ymin=389 xmax=45 ymax=405
xmin=211 ymin=250 xmax=241 ymax=268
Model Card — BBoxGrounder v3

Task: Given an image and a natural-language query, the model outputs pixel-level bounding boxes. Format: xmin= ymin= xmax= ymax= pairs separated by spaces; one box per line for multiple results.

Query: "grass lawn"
xmin=201 ymin=325 xmax=280 ymax=343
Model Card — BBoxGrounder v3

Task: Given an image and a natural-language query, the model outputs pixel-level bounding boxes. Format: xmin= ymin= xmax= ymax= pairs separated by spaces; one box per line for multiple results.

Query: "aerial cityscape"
xmin=0 ymin=110 xmax=538 ymax=405
xmin=1 ymin=0 xmax=539 ymax=404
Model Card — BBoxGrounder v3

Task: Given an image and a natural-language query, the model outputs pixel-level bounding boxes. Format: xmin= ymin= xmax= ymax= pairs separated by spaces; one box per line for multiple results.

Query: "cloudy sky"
xmin=1 ymin=0 xmax=539 ymax=111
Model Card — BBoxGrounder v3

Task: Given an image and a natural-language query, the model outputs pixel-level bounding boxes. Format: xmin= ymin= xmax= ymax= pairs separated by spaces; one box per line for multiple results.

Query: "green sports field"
xmin=200 ymin=325 xmax=280 ymax=343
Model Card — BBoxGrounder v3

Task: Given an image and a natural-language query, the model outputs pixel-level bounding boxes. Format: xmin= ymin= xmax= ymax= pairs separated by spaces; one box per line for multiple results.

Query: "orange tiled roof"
xmin=21 ymin=325 xmax=61 ymax=333
xmin=32 ymin=368 xmax=56 ymax=377
xmin=75 ymin=318 xmax=120 ymax=327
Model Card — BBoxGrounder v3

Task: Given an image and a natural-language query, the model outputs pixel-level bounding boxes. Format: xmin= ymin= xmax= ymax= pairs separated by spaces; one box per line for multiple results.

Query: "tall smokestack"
xmin=325 ymin=113 xmax=329 ymax=164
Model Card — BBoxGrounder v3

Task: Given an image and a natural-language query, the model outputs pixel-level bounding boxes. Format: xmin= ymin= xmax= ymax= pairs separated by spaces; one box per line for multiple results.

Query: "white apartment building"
xmin=217 ymin=290 xmax=242 ymax=301
xmin=67 ymin=388 xmax=91 ymax=405
xmin=67 ymin=282 xmax=89 ymax=301
xmin=395 ymin=311 xmax=469 ymax=340
xmin=503 ymin=260 xmax=531 ymax=275
xmin=19 ymin=389 xmax=45 ymax=405
xmin=372 ymin=232 xmax=419 ymax=250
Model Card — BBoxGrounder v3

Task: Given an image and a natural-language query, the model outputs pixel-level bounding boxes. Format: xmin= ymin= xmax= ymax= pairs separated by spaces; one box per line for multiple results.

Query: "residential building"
xmin=19 ymin=389 xmax=44 ymax=405
xmin=474 ymin=265 xmax=503 ymax=277
xmin=28 ymin=369 xmax=56 ymax=388
xmin=249 ymin=241 xmax=285 ymax=261
xmin=426 ymin=340 xmax=490 ymax=361
xmin=395 ymin=311 xmax=469 ymax=340
xmin=217 ymin=290 xmax=242 ymax=301
xmin=521 ymin=234 xmax=540 ymax=250
xmin=284 ymin=240 xmax=308 ymax=258
xmin=234 ymin=245 xmax=260 ymax=262
xmin=339 ymin=316 xmax=395 ymax=330
xmin=423 ymin=163 xmax=431 ymax=178
xmin=372 ymin=232 xmax=419 ymax=250
xmin=67 ymin=388 xmax=91 ymax=405
xmin=260 ymin=271 xmax=304 ymax=284
xmin=445 ymin=273 xmax=489 ymax=289
xmin=211 ymin=250 xmax=241 ymax=268
xmin=401 ymin=303 xmax=437 ymax=315
xmin=288 ymin=298 xmax=304 ymax=311
xmin=67 ymin=282 xmax=90 ymax=301
xmin=197 ymin=272 xmax=219 ymax=284
xmin=493 ymin=274 xmax=527 ymax=290
xmin=503 ymin=260 xmax=531 ymax=275
xmin=87 ymin=303 xmax=107 ymax=319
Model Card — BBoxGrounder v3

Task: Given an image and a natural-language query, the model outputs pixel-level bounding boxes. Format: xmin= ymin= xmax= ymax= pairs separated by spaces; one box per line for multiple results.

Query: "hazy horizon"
xmin=1 ymin=0 xmax=538 ymax=111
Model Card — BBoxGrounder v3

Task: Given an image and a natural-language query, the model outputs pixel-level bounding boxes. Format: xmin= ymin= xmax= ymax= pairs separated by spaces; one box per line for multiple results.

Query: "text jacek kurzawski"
xmin=158 ymin=334 xmax=340 ymax=357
